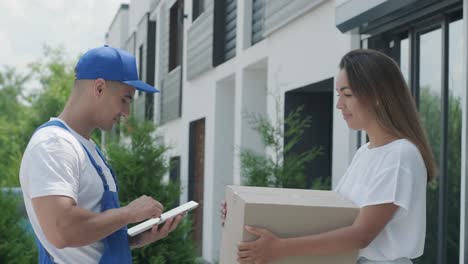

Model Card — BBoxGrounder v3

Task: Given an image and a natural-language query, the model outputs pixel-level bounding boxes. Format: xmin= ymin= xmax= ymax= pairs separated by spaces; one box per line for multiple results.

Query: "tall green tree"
xmin=0 ymin=46 xmax=94 ymax=262
xmin=24 ymin=46 xmax=77 ymax=141
xmin=0 ymin=46 xmax=100 ymax=187
xmin=0 ymin=66 xmax=37 ymax=262
xmin=0 ymin=67 xmax=29 ymax=186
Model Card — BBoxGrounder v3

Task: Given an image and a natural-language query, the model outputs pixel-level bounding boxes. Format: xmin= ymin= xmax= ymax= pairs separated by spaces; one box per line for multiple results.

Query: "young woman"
xmin=221 ymin=49 xmax=436 ymax=264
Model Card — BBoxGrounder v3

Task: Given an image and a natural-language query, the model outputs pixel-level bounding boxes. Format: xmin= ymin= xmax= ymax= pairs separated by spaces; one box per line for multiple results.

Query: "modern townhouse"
xmin=105 ymin=0 xmax=467 ymax=263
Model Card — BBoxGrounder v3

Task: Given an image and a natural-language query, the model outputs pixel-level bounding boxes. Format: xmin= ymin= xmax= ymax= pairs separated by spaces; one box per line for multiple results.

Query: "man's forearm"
xmin=50 ymin=205 xmax=131 ymax=248
xmin=34 ymin=194 xmax=164 ymax=249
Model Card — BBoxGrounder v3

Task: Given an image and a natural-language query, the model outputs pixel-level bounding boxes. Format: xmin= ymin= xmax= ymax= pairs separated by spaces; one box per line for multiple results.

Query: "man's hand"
xmin=130 ymin=214 xmax=184 ymax=249
xmin=125 ymin=195 xmax=164 ymax=224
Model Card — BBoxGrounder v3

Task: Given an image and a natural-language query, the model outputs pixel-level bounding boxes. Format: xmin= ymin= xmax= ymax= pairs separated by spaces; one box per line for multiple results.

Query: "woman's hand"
xmin=220 ymin=200 xmax=227 ymax=226
xmin=237 ymin=226 xmax=284 ymax=264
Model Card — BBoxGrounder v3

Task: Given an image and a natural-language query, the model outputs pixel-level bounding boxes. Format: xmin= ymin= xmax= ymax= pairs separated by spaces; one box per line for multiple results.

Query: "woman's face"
xmin=335 ymin=69 xmax=375 ymax=131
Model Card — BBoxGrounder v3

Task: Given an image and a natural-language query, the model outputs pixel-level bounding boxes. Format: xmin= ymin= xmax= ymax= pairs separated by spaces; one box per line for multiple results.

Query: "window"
xmin=366 ymin=8 xmax=463 ymax=263
xmin=251 ymin=0 xmax=265 ymax=45
xmin=192 ymin=0 xmax=204 ymax=21
xmin=170 ymin=156 xmax=181 ymax=205
xmin=213 ymin=0 xmax=236 ymax=66
xmin=169 ymin=156 xmax=181 ymax=183
xmin=169 ymin=0 xmax=184 ymax=72
xmin=145 ymin=20 xmax=156 ymax=121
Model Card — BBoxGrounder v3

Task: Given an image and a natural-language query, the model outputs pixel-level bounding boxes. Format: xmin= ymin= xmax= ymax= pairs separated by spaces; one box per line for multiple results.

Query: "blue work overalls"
xmin=34 ymin=120 xmax=132 ymax=264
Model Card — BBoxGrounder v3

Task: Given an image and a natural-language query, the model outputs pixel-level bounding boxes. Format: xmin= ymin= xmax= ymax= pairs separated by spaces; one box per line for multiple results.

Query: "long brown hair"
xmin=339 ymin=49 xmax=437 ymax=181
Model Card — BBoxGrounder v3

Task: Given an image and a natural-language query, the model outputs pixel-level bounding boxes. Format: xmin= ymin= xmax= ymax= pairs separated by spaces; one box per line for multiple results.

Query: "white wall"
xmin=129 ymin=0 xmax=151 ymax=35
xmin=264 ymin=0 xmax=357 ymax=187
xmin=240 ymin=66 xmax=268 ymax=170
xmin=211 ymin=76 xmax=236 ymax=261
xmin=121 ymin=0 xmax=356 ymax=262
xmin=178 ymin=0 xmax=354 ymax=262
xmin=460 ymin=0 xmax=468 ymax=262
xmin=150 ymin=4 xmax=162 ymax=125
xmin=106 ymin=6 xmax=129 ymax=49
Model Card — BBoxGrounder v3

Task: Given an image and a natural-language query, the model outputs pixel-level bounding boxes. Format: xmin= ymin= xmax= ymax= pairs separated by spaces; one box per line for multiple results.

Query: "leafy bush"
xmin=106 ymin=117 xmax=198 ymax=264
xmin=0 ymin=191 xmax=36 ymax=263
xmin=240 ymin=99 xmax=324 ymax=189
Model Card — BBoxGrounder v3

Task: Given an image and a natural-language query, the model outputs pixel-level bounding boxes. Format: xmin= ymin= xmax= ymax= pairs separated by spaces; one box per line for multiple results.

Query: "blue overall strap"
xmin=32 ymin=120 xmax=72 ymax=264
xmin=34 ymin=235 xmax=55 ymax=264
xmin=95 ymin=146 xmax=119 ymax=191
xmin=37 ymin=120 xmax=111 ymax=191
xmin=35 ymin=120 xmax=68 ymax=133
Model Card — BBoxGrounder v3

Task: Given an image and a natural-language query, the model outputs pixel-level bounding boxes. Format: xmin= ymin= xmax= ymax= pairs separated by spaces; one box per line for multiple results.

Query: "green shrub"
xmin=0 ymin=191 xmax=36 ymax=263
xmin=241 ymin=101 xmax=324 ymax=189
xmin=106 ymin=117 xmax=198 ymax=264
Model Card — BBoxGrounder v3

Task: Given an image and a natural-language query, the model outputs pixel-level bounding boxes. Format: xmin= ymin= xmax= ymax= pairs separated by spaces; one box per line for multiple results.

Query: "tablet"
xmin=127 ymin=200 xmax=199 ymax=237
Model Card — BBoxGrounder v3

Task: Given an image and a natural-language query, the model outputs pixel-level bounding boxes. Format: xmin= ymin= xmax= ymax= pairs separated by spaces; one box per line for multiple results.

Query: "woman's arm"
xmin=238 ymin=203 xmax=398 ymax=264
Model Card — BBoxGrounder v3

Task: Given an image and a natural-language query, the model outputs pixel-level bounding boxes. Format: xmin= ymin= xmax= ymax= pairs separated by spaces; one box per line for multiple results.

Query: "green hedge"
xmin=0 ymin=191 xmax=36 ymax=263
xmin=106 ymin=118 xmax=198 ymax=264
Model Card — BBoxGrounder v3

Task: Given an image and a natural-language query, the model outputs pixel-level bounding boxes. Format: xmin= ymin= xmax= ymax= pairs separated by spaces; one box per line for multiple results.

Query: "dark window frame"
xmin=364 ymin=5 xmax=462 ymax=264
xmin=145 ymin=18 xmax=156 ymax=121
xmin=169 ymin=0 xmax=184 ymax=72
xmin=138 ymin=44 xmax=144 ymax=96
xmin=169 ymin=156 xmax=181 ymax=205
xmin=212 ymin=0 xmax=237 ymax=66
xmin=251 ymin=0 xmax=265 ymax=45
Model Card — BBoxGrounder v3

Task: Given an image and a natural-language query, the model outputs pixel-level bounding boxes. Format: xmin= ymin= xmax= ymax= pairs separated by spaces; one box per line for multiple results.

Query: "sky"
xmin=0 ymin=0 xmax=129 ymax=78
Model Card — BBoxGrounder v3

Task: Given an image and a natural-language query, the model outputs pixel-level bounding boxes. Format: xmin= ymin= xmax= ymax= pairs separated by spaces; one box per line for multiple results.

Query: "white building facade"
xmin=105 ymin=0 xmax=467 ymax=263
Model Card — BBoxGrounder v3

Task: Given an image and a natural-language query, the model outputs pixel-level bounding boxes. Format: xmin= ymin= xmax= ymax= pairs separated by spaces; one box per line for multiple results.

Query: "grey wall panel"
xmin=188 ymin=46 xmax=213 ymax=79
xmin=161 ymin=66 xmax=182 ymax=123
xmin=188 ymin=12 xmax=213 ymax=47
xmin=160 ymin=2 xmax=169 ymax=80
xmin=157 ymin=2 xmax=169 ymax=119
xmin=264 ymin=0 xmax=324 ymax=36
xmin=187 ymin=0 xmax=214 ymax=80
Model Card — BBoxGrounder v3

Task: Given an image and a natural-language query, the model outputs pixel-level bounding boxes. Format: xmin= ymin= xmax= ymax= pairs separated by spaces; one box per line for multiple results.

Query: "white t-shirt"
xmin=335 ymin=139 xmax=427 ymax=261
xmin=20 ymin=118 xmax=117 ymax=264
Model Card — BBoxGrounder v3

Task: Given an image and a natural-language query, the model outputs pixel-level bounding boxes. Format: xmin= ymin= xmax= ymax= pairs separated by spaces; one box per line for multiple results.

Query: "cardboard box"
xmin=220 ymin=185 xmax=359 ymax=264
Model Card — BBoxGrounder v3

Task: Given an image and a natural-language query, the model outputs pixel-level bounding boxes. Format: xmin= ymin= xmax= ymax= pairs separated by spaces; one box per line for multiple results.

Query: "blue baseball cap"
xmin=75 ymin=45 xmax=159 ymax=93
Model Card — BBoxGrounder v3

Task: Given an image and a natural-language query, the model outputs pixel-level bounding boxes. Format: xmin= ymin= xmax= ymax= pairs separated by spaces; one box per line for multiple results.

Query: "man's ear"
xmin=94 ymin=78 xmax=106 ymax=96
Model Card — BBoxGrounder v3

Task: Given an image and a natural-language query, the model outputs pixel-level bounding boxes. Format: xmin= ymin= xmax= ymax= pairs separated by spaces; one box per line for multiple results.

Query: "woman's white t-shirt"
xmin=335 ymin=139 xmax=427 ymax=261
xmin=20 ymin=118 xmax=117 ymax=264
